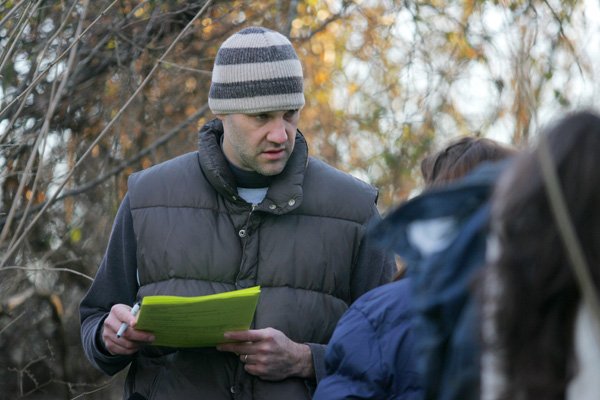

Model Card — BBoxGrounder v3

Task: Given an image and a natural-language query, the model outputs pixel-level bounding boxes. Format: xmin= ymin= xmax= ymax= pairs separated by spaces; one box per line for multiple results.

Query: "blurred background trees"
xmin=0 ymin=0 xmax=597 ymax=398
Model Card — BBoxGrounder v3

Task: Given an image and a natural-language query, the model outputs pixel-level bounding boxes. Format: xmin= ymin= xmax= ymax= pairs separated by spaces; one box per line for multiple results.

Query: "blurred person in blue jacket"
xmin=314 ymin=136 xmax=516 ymax=400
xmin=481 ymin=110 xmax=600 ymax=400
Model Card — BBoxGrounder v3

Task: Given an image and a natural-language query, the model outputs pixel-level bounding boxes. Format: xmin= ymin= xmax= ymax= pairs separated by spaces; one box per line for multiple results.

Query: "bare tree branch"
xmin=0 ymin=266 xmax=92 ymax=281
xmin=0 ymin=0 xmax=214 ymax=268
xmin=0 ymin=310 xmax=26 ymax=335
xmin=283 ymin=0 xmax=299 ymax=36
xmin=0 ymin=0 xmax=41 ymax=76
xmin=0 ymin=104 xmax=208 ymax=231
xmin=158 ymin=60 xmax=212 ymax=74
xmin=0 ymin=0 xmax=119 ymax=120
xmin=67 ymin=375 xmax=123 ymax=400
xmin=0 ymin=0 xmax=80 ymax=145
xmin=0 ymin=0 xmax=29 ymax=30
xmin=542 ymin=0 xmax=584 ymax=76
xmin=0 ymin=0 xmax=89 ymax=247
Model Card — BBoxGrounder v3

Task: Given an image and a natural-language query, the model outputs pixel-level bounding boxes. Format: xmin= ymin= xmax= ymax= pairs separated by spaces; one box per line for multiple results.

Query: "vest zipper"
xmin=238 ymin=204 xmax=257 ymax=238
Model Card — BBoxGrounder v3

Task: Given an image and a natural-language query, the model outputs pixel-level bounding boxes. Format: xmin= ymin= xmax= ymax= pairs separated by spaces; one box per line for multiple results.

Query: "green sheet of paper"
xmin=135 ymin=286 xmax=260 ymax=348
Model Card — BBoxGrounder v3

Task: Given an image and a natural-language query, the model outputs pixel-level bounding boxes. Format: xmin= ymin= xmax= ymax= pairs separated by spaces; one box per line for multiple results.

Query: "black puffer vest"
xmin=125 ymin=119 xmax=378 ymax=399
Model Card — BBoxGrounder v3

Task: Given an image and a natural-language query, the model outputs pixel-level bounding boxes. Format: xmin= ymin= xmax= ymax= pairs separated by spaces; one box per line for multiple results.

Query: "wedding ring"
xmin=242 ymin=354 xmax=248 ymax=363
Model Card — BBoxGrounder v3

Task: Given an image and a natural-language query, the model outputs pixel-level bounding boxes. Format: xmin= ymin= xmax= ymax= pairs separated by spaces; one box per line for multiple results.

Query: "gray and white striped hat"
xmin=208 ymin=26 xmax=305 ymax=115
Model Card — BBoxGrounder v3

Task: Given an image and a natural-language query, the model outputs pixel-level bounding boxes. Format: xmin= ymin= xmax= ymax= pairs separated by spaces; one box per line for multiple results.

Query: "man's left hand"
xmin=216 ymin=327 xmax=314 ymax=381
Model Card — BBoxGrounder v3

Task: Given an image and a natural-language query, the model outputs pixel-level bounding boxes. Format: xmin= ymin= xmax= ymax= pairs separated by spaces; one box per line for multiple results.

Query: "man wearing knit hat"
xmin=80 ymin=27 xmax=394 ymax=399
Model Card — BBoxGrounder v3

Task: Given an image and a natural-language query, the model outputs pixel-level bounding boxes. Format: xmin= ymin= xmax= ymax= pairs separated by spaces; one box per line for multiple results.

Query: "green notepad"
xmin=135 ymin=286 xmax=260 ymax=348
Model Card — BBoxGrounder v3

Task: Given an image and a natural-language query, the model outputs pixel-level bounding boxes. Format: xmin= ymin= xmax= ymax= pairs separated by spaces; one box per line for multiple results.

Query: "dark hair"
xmin=485 ymin=110 xmax=600 ymax=399
xmin=421 ymin=136 xmax=516 ymax=188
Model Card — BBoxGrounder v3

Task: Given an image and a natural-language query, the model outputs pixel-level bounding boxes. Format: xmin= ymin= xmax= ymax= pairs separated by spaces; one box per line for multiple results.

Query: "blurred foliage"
xmin=0 ymin=0 xmax=597 ymax=398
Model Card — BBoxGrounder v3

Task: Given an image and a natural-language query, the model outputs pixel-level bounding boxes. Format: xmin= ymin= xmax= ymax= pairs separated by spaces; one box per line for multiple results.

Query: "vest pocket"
xmin=128 ymin=355 xmax=167 ymax=400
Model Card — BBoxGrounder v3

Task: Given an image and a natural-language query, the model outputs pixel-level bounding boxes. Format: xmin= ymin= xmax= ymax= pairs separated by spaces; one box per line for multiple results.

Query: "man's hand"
xmin=216 ymin=327 xmax=314 ymax=381
xmin=101 ymin=304 xmax=154 ymax=355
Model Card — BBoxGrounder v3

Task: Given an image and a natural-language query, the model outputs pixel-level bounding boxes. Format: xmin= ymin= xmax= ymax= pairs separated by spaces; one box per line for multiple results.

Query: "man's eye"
xmin=284 ymin=110 xmax=298 ymax=120
xmin=255 ymin=114 xmax=269 ymax=121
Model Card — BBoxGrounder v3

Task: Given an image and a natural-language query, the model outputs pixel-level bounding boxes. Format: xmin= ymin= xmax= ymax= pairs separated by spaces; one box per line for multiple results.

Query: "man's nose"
xmin=267 ymin=117 xmax=288 ymax=144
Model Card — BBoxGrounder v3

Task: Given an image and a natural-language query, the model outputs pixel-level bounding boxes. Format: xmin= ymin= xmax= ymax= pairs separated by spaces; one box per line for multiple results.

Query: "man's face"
xmin=218 ymin=109 xmax=300 ymax=176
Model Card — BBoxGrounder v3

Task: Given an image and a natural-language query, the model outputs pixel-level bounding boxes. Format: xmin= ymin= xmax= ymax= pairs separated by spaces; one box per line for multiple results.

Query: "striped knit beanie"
xmin=208 ymin=26 xmax=305 ymax=114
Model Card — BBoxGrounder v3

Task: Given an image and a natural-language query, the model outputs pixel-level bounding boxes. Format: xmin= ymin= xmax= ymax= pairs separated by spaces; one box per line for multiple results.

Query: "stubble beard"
xmin=251 ymin=151 xmax=289 ymax=176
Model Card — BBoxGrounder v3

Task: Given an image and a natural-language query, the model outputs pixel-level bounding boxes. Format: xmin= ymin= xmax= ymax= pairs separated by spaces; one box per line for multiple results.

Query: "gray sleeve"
xmin=351 ymin=204 xmax=395 ymax=301
xmin=301 ymin=342 xmax=327 ymax=395
xmin=307 ymin=342 xmax=327 ymax=383
xmin=79 ymin=194 xmax=139 ymax=375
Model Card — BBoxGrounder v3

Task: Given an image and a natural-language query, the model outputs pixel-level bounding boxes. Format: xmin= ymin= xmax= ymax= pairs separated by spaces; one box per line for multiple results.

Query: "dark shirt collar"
xmin=226 ymin=161 xmax=274 ymax=188
xmin=219 ymin=135 xmax=274 ymax=188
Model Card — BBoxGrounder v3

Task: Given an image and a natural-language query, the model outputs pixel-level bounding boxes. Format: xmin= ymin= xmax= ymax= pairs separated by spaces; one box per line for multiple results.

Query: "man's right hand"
xmin=101 ymin=304 xmax=155 ymax=355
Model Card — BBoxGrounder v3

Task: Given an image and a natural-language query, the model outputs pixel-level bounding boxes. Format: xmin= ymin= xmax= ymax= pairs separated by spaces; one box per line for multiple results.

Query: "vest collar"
xmin=197 ymin=118 xmax=307 ymax=213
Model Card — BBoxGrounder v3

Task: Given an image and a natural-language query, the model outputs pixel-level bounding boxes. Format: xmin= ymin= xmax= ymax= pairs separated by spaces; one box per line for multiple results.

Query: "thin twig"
xmin=0 ymin=1 xmax=88 ymax=248
xmin=0 ymin=0 xmax=81 ymax=146
xmin=0 ymin=0 xmax=31 ymax=68
xmin=159 ymin=60 xmax=212 ymax=74
xmin=542 ymin=0 xmax=584 ymax=76
xmin=0 ymin=0 xmax=28 ymax=30
xmin=9 ymin=1 xmax=88 ymax=249
xmin=68 ymin=375 xmax=122 ymax=400
xmin=0 ymin=310 xmax=26 ymax=335
xmin=75 ymin=0 xmax=151 ymax=71
xmin=0 ymin=266 xmax=93 ymax=281
xmin=0 ymin=104 xmax=208 ymax=228
xmin=0 ymin=0 xmax=39 ymax=73
xmin=0 ymin=106 xmax=47 ymax=246
xmin=5 ymin=83 xmax=55 ymax=249
xmin=283 ymin=0 xmax=299 ymax=37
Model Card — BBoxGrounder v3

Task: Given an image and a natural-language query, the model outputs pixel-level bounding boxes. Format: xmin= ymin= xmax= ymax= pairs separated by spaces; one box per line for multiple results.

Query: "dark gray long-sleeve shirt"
xmin=80 ymin=194 xmax=138 ymax=374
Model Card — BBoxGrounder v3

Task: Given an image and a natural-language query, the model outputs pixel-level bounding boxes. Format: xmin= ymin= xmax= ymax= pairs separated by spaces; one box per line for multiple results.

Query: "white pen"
xmin=116 ymin=302 xmax=140 ymax=338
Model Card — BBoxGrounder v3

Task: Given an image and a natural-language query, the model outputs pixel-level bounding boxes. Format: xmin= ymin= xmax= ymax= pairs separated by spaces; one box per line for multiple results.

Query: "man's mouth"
xmin=262 ymin=149 xmax=286 ymax=160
